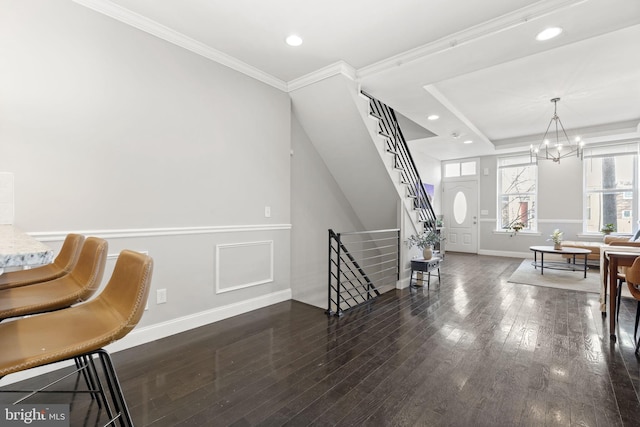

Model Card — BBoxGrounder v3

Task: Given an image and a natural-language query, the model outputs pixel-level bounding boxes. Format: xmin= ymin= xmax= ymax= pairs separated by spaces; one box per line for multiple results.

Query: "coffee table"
xmin=529 ymin=245 xmax=591 ymax=278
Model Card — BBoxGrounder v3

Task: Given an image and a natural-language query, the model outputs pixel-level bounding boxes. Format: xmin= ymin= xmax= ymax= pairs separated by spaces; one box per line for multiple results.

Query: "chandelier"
xmin=530 ymin=97 xmax=584 ymax=163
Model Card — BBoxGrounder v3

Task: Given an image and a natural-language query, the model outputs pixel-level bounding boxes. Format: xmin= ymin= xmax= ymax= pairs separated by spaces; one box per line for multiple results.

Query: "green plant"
xmin=407 ymin=231 xmax=443 ymax=249
xmin=549 ymin=229 xmax=563 ymax=244
xmin=601 ymin=223 xmax=616 ymax=233
xmin=510 ymin=221 xmax=525 ymax=232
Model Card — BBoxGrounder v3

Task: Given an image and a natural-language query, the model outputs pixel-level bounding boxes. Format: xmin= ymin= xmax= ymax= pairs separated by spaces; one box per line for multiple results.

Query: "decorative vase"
xmin=423 ymin=246 xmax=433 ymax=260
xmin=554 ymin=242 xmax=562 ymax=250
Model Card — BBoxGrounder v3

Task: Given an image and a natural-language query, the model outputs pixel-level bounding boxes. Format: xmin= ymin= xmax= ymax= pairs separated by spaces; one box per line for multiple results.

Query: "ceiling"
xmin=76 ymin=0 xmax=640 ymax=160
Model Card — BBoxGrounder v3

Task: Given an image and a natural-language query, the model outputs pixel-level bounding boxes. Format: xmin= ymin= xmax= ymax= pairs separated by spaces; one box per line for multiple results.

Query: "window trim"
xmin=497 ymin=154 xmax=538 ymax=232
xmin=582 ymin=143 xmax=639 ymax=235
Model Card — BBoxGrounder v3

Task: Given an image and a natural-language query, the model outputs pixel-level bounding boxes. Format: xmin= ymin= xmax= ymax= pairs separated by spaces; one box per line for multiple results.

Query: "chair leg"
xmin=617 ymin=279 xmax=623 ymax=321
xmin=75 ymin=356 xmax=100 ymax=405
xmin=0 ymin=350 xmax=133 ymax=426
xmin=97 ymin=349 xmax=134 ymax=427
xmin=635 ymin=301 xmax=640 ymax=343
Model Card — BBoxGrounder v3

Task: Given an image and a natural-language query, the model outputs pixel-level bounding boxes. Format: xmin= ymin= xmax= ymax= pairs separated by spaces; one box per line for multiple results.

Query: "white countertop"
xmin=0 ymin=224 xmax=54 ymax=268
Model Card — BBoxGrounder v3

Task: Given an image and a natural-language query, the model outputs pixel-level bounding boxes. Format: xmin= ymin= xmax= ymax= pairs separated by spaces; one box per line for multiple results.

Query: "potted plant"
xmin=503 ymin=213 xmax=531 ymax=237
xmin=601 ymin=223 xmax=616 ymax=235
xmin=407 ymin=231 xmax=443 ymax=260
xmin=549 ymin=229 xmax=563 ymax=250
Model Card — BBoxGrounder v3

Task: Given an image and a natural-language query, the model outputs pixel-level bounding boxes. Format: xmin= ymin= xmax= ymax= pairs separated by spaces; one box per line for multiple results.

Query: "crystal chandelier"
xmin=530 ymin=97 xmax=584 ymax=163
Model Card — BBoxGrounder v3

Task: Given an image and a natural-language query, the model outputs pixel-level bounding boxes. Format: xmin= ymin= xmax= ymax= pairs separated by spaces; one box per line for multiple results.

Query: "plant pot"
xmin=423 ymin=246 xmax=433 ymax=260
xmin=553 ymin=242 xmax=562 ymax=250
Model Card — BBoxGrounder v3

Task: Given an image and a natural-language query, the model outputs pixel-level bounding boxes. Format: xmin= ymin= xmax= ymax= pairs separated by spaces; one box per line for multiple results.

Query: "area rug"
xmin=508 ymin=259 xmax=632 ymax=298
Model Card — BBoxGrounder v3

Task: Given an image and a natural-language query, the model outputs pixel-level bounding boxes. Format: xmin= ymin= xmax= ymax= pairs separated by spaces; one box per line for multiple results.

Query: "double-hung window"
xmin=498 ymin=154 xmax=537 ymax=231
xmin=584 ymin=143 xmax=639 ymax=234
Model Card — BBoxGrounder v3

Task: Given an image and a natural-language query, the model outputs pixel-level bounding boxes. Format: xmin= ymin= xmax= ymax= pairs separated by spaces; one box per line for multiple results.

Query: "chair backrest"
xmin=0 ymin=233 xmax=85 ymax=290
xmin=0 ymin=237 xmax=107 ymax=320
xmin=68 ymin=236 xmax=109 ymax=302
xmin=53 ymin=233 xmax=85 ymax=273
xmin=626 ymin=257 xmax=640 ymax=300
xmin=99 ymin=250 xmax=154 ymax=343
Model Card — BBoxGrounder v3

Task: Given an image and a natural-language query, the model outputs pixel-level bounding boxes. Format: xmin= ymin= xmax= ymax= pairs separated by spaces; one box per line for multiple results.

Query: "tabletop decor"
xmin=407 ymin=230 xmax=443 ymax=260
xmin=549 ymin=229 xmax=563 ymax=250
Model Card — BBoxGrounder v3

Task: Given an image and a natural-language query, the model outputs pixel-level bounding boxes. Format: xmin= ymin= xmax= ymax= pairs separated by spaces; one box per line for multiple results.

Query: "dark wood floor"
xmin=3 ymin=253 xmax=640 ymax=426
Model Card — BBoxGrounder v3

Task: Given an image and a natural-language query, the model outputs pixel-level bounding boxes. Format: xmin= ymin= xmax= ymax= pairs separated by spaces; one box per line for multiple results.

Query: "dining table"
xmin=600 ymin=246 xmax=640 ymax=341
xmin=0 ymin=224 xmax=53 ymax=274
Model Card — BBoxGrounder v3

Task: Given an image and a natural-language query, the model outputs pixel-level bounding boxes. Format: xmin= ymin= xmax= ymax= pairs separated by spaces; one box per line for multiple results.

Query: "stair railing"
xmin=327 ymin=228 xmax=400 ymax=316
xmin=361 ymin=91 xmax=438 ymax=232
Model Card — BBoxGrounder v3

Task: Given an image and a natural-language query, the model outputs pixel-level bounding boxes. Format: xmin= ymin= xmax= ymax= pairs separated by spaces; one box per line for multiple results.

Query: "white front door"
xmin=443 ymin=180 xmax=478 ymax=253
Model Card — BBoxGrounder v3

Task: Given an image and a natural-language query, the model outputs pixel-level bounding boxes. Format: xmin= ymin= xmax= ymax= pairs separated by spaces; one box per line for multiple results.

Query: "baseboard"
xmin=0 ymin=288 xmax=292 ymax=386
xmin=397 ymin=277 xmax=411 ymax=289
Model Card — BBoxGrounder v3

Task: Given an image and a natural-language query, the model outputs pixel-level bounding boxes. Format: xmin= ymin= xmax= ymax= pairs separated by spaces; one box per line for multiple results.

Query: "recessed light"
xmin=427 ymin=115 xmax=439 ymax=121
xmin=286 ymin=35 xmax=303 ymax=47
xmin=536 ymin=27 xmax=563 ymax=41
xmin=463 ymin=140 xmax=473 ymax=144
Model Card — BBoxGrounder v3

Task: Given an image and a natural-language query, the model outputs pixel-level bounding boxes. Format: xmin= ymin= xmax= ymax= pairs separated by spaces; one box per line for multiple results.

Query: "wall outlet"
xmin=156 ymin=289 xmax=167 ymax=304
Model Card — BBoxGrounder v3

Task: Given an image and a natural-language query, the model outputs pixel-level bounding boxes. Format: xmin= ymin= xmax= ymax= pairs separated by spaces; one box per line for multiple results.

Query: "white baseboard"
xmin=0 ymin=288 xmax=292 ymax=386
xmin=397 ymin=277 xmax=411 ymax=289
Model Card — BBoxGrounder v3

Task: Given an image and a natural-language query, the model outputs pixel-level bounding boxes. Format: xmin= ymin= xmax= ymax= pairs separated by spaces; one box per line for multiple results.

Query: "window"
xmin=584 ymin=143 xmax=638 ymax=234
xmin=498 ymin=154 xmax=537 ymax=231
xmin=444 ymin=160 xmax=477 ymax=178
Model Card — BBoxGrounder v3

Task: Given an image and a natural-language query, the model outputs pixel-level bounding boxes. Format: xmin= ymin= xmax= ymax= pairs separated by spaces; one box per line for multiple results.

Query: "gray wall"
xmin=290 ymin=115 xmax=364 ymax=308
xmin=477 ymin=154 xmax=602 ymax=257
xmin=1 ymin=0 xmax=292 ymax=339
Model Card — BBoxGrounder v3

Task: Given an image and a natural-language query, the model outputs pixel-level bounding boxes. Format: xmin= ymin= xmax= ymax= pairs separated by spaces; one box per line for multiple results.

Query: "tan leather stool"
xmin=0 ymin=234 xmax=85 ymax=291
xmin=624 ymin=257 xmax=640 ymax=354
xmin=0 ymin=250 xmax=153 ymax=427
xmin=0 ymin=237 xmax=107 ymax=321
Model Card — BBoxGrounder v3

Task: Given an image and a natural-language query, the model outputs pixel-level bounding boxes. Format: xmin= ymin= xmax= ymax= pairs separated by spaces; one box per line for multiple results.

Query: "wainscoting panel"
xmin=215 ymin=240 xmax=274 ymax=294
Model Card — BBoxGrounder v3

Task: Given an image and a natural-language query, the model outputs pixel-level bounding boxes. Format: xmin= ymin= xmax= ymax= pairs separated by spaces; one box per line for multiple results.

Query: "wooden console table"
xmin=601 ymin=250 xmax=640 ymax=341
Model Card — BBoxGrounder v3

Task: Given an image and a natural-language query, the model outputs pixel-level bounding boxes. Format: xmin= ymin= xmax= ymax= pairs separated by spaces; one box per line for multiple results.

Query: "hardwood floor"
xmin=2 ymin=253 xmax=640 ymax=426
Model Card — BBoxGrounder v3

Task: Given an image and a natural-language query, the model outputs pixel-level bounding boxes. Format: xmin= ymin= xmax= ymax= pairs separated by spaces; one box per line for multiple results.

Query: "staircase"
xmin=361 ymin=92 xmax=438 ymax=235
xmin=290 ymin=74 xmax=437 ymax=313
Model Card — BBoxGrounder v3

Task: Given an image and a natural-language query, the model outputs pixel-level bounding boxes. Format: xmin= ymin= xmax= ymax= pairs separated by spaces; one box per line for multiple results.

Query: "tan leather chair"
xmin=0 ymin=233 xmax=85 ymax=290
xmin=0 ymin=250 xmax=153 ymax=427
xmin=623 ymin=257 xmax=640 ymax=354
xmin=0 ymin=236 xmax=107 ymax=321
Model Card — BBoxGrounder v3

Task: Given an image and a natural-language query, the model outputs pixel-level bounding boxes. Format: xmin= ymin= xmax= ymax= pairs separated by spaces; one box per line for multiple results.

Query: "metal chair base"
xmin=1 ymin=348 xmax=134 ymax=427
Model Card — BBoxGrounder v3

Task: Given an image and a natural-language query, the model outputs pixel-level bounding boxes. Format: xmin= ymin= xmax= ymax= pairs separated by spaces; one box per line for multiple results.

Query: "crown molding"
xmin=287 ymin=61 xmax=357 ymax=92
xmin=72 ymin=0 xmax=288 ymax=91
xmin=72 ymin=0 xmax=588 ymax=93
xmin=358 ymin=0 xmax=587 ymax=79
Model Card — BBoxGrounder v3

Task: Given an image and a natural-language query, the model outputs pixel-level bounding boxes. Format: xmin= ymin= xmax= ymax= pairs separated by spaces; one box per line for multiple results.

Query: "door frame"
xmin=441 ymin=159 xmax=480 ymax=254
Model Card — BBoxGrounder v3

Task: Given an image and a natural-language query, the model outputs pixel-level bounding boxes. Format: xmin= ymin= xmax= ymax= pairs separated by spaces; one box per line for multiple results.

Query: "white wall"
xmin=290 ymin=115 xmax=364 ymax=308
xmin=0 ymin=0 xmax=292 ymax=338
